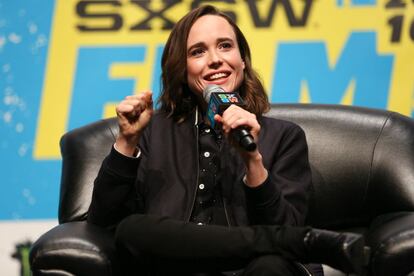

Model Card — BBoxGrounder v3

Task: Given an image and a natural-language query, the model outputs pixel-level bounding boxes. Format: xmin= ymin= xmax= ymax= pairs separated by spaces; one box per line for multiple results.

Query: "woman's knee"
xmin=115 ymin=214 xmax=134 ymax=245
xmin=115 ymin=213 xmax=171 ymax=256
xmin=114 ymin=214 xmax=149 ymax=250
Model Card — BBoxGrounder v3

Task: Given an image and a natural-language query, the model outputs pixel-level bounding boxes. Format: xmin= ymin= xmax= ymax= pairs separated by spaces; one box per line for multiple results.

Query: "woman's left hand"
xmin=214 ymin=105 xmax=268 ymax=187
xmin=214 ymin=104 xmax=260 ymax=146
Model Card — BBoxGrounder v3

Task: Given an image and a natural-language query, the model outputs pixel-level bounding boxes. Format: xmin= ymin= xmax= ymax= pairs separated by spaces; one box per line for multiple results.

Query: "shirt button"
xmin=203 ymin=152 xmax=210 ymax=158
xmin=205 ymin=129 xmax=210 ymax=133
xmin=197 ymin=222 xmax=204 ymax=226
xmin=199 ymin=184 xmax=205 ymax=190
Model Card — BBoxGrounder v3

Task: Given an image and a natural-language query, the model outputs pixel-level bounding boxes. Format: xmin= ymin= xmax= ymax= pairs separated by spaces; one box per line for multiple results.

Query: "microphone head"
xmin=203 ymin=84 xmax=225 ymax=103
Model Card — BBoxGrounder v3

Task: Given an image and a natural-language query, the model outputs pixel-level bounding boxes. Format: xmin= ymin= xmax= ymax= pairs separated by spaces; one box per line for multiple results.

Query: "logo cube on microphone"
xmin=218 ymin=93 xmax=240 ymax=103
xmin=207 ymin=92 xmax=244 ymax=128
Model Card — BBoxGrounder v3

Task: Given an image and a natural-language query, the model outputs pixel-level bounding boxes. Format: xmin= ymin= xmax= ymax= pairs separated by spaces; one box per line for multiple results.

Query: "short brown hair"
xmin=158 ymin=5 xmax=270 ymax=122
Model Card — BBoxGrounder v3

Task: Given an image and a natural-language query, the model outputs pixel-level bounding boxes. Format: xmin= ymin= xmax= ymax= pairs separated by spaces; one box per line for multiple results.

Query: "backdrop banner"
xmin=1 ymin=0 xmax=413 ymax=275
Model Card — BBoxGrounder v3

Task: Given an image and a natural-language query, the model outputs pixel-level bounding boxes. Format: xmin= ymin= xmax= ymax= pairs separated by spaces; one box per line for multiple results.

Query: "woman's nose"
xmin=208 ymin=50 xmax=223 ymax=68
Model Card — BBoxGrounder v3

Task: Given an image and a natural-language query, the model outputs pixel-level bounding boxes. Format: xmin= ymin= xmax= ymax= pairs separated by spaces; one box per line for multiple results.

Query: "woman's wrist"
xmin=115 ymin=135 xmax=140 ymax=157
xmin=243 ymin=151 xmax=268 ymax=187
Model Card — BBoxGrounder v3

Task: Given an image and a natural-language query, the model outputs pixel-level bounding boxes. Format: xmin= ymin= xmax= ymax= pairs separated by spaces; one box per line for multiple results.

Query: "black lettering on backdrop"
xmin=385 ymin=0 xmax=406 ymax=8
xmin=130 ymin=0 xmax=181 ymax=30
xmin=388 ymin=15 xmax=404 ymax=42
xmin=75 ymin=0 xmax=315 ymax=32
xmin=385 ymin=1 xmax=413 ymax=43
xmin=246 ymin=0 xmax=313 ymax=28
xmin=76 ymin=0 xmax=123 ymax=32
xmin=410 ymin=17 xmax=414 ymax=40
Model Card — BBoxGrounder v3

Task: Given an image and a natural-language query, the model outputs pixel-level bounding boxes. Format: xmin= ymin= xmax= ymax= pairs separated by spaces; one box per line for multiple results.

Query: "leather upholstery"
xmin=268 ymin=105 xmax=414 ymax=228
xmin=30 ymin=104 xmax=414 ymax=276
xmin=58 ymin=118 xmax=118 ymax=223
xmin=30 ymin=222 xmax=120 ymax=276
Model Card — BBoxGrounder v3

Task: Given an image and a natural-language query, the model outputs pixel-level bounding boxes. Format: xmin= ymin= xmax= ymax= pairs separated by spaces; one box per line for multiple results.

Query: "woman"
xmin=87 ymin=5 xmax=366 ymax=276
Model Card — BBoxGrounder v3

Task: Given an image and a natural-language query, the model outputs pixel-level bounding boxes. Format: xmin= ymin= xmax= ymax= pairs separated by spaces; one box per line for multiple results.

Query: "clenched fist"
xmin=115 ymin=91 xmax=153 ymax=156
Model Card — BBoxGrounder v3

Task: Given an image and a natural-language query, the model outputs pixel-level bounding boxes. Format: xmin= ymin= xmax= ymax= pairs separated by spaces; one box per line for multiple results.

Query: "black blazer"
xmin=87 ymin=109 xmax=312 ymax=229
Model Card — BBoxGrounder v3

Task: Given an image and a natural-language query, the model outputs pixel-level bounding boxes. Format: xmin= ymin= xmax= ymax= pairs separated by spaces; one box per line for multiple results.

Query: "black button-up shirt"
xmin=190 ymin=122 xmax=227 ymax=226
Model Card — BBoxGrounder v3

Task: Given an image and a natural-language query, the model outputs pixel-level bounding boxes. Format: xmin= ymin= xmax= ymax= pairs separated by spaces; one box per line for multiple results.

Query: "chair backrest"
xmin=58 ymin=104 xmax=414 ymax=230
xmin=268 ymin=104 xmax=414 ymax=229
xmin=58 ymin=118 xmax=118 ymax=223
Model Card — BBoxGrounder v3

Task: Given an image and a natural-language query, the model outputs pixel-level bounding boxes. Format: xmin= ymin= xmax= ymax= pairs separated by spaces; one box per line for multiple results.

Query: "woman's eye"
xmin=220 ymin=42 xmax=232 ymax=49
xmin=190 ymin=48 xmax=204 ymax=56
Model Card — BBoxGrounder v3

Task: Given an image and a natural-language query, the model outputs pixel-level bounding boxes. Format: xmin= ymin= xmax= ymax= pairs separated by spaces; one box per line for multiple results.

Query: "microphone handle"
xmin=231 ymin=127 xmax=257 ymax=152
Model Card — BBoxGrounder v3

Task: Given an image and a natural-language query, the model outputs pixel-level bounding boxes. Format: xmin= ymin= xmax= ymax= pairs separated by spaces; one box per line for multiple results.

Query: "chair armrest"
xmin=30 ymin=221 xmax=120 ymax=276
xmin=367 ymin=212 xmax=414 ymax=276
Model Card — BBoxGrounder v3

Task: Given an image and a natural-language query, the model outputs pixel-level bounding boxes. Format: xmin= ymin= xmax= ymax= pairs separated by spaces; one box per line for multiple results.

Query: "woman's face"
xmin=186 ymin=15 xmax=245 ymax=96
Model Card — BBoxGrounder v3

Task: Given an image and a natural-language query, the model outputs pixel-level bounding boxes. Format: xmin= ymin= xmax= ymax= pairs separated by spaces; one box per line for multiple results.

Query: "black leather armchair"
xmin=30 ymin=104 xmax=414 ymax=276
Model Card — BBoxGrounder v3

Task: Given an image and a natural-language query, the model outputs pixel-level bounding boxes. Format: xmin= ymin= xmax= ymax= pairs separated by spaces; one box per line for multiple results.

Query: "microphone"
xmin=203 ymin=85 xmax=257 ymax=152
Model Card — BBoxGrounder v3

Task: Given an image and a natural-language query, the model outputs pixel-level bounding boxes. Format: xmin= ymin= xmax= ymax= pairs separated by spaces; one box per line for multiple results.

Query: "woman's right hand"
xmin=115 ymin=91 xmax=153 ymax=156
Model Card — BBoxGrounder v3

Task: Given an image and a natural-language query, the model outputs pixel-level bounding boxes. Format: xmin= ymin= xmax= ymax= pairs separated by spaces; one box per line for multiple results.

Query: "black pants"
xmin=115 ymin=214 xmax=322 ymax=276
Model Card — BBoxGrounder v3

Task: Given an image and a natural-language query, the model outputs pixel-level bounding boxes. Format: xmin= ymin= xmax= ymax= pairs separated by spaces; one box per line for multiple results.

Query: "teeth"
xmin=209 ymin=73 xmax=227 ymax=80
